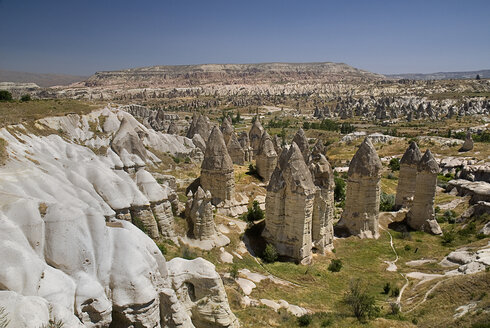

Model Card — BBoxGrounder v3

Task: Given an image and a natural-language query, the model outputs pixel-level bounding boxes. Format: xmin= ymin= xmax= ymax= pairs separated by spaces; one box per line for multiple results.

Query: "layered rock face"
xmin=227 ymin=132 xmax=245 ymax=165
xmin=309 ymin=144 xmax=335 ymax=253
xmin=263 ymin=142 xmax=316 ymax=264
xmin=201 ymin=127 xmax=235 ymax=204
xmin=395 ymin=141 xmax=422 ymax=208
xmin=186 ymin=112 xmax=211 ymax=142
xmin=255 ymin=131 xmax=278 ymax=183
xmin=459 ymin=131 xmax=474 ymax=152
xmin=249 ymin=119 xmax=264 ymax=156
xmin=338 ymin=138 xmax=382 ymax=239
xmin=0 ymin=107 xmax=238 ymax=327
xmin=238 ymin=131 xmax=253 ymax=162
xmin=292 ymin=128 xmax=310 ymax=163
xmin=185 ymin=187 xmax=216 ymax=240
xmin=406 ymin=150 xmax=443 ymax=234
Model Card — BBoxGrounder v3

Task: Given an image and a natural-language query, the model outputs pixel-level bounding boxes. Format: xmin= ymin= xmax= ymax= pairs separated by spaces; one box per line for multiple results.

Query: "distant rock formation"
xmin=166 ymin=120 xmax=179 ymax=135
xmin=272 ymin=135 xmax=283 ymax=157
xmin=249 ymin=119 xmax=264 ymax=156
xmin=395 ymin=142 xmax=422 ymax=208
xmin=227 ymin=132 xmax=245 ymax=165
xmin=220 ymin=116 xmax=234 ymax=145
xmin=111 ymin=115 xmax=149 ymax=168
xmin=185 ymin=187 xmax=216 ymax=240
xmin=186 ymin=113 xmax=211 ymax=142
xmin=238 ymin=131 xmax=253 ymax=162
xmin=309 ymin=143 xmax=335 ymax=253
xmin=292 ymin=128 xmax=310 ymax=163
xmin=192 ymin=134 xmax=206 ymax=153
xmin=256 ymin=131 xmax=278 ymax=183
xmin=406 ymin=150 xmax=442 ymax=234
xmin=201 ymin=126 xmax=235 ymax=204
xmin=338 ymin=138 xmax=382 ymax=239
xmin=459 ymin=131 xmax=474 ymax=152
xmin=263 ymin=142 xmax=316 ymax=264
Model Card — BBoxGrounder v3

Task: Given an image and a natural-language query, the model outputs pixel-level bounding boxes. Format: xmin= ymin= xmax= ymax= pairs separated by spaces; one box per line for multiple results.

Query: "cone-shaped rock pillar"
xmin=406 ymin=149 xmax=442 ymax=234
xmin=249 ymin=119 xmax=264 ymax=156
xmin=338 ymin=138 xmax=382 ymax=239
xmin=263 ymin=142 xmax=316 ymax=264
xmin=292 ymin=128 xmax=310 ymax=163
xmin=200 ymin=127 xmax=235 ymax=204
xmin=185 ymin=187 xmax=216 ymax=240
xmin=395 ymin=141 xmax=422 ymax=208
xmin=256 ymin=131 xmax=278 ymax=183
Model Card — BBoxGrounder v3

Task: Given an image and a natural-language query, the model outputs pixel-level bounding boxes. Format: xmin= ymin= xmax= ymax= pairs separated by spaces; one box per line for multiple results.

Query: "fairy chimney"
xmin=395 ymin=142 xmax=422 ymax=208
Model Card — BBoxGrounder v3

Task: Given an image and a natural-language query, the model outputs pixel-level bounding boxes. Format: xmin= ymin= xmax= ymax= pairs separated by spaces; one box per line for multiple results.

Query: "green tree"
xmin=245 ymin=200 xmax=264 ymax=222
xmin=343 ymin=279 xmax=380 ymax=322
xmin=0 ymin=90 xmax=12 ymax=101
xmin=20 ymin=94 xmax=31 ymax=102
xmin=262 ymin=243 xmax=278 ymax=263
xmin=388 ymin=158 xmax=400 ymax=171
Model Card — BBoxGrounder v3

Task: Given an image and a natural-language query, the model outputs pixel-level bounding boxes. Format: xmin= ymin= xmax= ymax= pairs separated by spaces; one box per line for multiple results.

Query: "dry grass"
xmin=0 ymin=138 xmax=8 ymax=165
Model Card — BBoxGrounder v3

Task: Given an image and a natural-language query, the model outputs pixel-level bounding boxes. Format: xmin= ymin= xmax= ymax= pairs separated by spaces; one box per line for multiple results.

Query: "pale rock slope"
xmin=0 ymin=106 xmax=238 ymax=327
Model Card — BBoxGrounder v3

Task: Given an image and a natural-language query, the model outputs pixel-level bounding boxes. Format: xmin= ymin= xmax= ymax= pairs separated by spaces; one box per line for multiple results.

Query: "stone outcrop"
xmin=459 ymin=131 xmax=474 ymax=152
xmin=186 ymin=113 xmax=211 ymax=142
xmin=238 ymin=131 xmax=253 ymax=162
xmin=292 ymin=128 xmax=310 ymax=163
xmin=185 ymin=187 xmax=216 ymax=240
xmin=255 ymin=131 xmax=278 ymax=183
xmin=220 ymin=116 xmax=234 ymax=145
xmin=200 ymin=126 xmax=235 ymax=204
xmin=249 ymin=119 xmax=264 ymax=156
xmin=338 ymin=138 xmax=382 ymax=239
xmin=395 ymin=141 xmax=422 ymax=208
xmin=406 ymin=149 xmax=442 ymax=234
xmin=263 ymin=142 xmax=317 ymax=264
xmin=227 ymin=132 xmax=246 ymax=165
xmin=166 ymin=120 xmax=179 ymax=135
xmin=111 ymin=115 xmax=149 ymax=168
xmin=309 ymin=144 xmax=335 ymax=253
xmin=272 ymin=135 xmax=283 ymax=157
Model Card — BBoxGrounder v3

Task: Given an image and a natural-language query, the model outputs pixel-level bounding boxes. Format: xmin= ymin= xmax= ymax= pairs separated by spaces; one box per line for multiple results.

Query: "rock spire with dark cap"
xmin=186 ymin=113 xmax=211 ymax=141
xmin=249 ymin=119 xmax=264 ymax=156
xmin=337 ymin=137 xmax=382 ymax=239
xmin=292 ymin=128 xmax=310 ymax=163
xmin=395 ymin=141 xmax=422 ymax=208
xmin=407 ymin=149 xmax=442 ymax=234
xmin=200 ymin=126 xmax=235 ymax=204
xmin=263 ymin=142 xmax=316 ymax=264
xmin=256 ymin=131 xmax=278 ymax=183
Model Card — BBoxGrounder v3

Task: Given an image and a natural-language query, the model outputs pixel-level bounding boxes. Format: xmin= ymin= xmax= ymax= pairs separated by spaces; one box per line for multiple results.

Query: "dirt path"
xmin=380 ymin=226 xmax=399 ymax=272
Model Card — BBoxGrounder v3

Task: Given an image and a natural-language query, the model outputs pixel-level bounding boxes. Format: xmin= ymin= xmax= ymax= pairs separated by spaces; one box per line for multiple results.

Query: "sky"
xmin=0 ymin=0 xmax=489 ymax=76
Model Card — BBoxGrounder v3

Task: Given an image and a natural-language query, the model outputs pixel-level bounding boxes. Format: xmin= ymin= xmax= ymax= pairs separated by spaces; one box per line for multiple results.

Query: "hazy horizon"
xmin=1 ymin=0 xmax=489 ymax=76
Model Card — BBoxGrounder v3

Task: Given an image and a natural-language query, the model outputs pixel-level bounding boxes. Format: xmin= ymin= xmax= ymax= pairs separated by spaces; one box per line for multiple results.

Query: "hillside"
xmin=84 ymin=62 xmax=386 ymax=87
xmin=0 ymin=69 xmax=87 ymax=87
xmin=387 ymin=69 xmax=490 ymax=80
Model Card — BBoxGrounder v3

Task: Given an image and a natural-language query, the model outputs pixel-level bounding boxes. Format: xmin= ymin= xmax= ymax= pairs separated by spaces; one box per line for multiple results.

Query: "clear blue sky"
xmin=1 ymin=0 xmax=489 ymax=76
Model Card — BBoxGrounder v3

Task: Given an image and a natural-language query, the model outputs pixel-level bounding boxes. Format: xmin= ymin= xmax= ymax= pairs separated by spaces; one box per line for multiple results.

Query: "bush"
xmin=383 ymin=282 xmax=391 ymax=294
xmin=388 ymin=158 xmax=400 ymax=171
xmin=404 ymin=244 xmax=412 ymax=251
xmin=0 ymin=90 xmax=12 ymax=101
xmin=262 ymin=243 xmax=278 ymax=263
xmin=297 ymin=314 xmax=312 ymax=326
xmin=229 ymin=264 xmax=239 ymax=280
xmin=391 ymin=286 xmax=400 ymax=297
xmin=334 ymin=175 xmax=346 ymax=203
xmin=459 ymin=222 xmax=477 ymax=237
xmin=387 ymin=172 xmax=397 ymax=180
xmin=442 ymin=230 xmax=456 ymax=245
xmin=20 ymin=94 xmax=31 ymax=102
xmin=343 ymin=279 xmax=380 ymax=322
xmin=390 ymin=302 xmax=400 ymax=315
xmin=328 ymin=259 xmax=342 ymax=272
xmin=182 ymin=246 xmax=196 ymax=260
xmin=244 ymin=200 xmax=264 ymax=223
xmin=246 ymin=163 xmax=259 ymax=177
xmin=157 ymin=243 xmax=167 ymax=255
xmin=379 ymin=192 xmax=395 ymax=211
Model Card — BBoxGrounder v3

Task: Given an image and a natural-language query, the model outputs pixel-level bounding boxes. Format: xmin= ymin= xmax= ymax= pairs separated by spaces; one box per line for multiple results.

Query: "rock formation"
xmin=292 ymin=128 xmax=310 ymax=163
xmin=309 ymin=143 xmax=335 ymax=253
xmin=201 ymin=126 xmax=235 ymax=204
xmin=227 ymin=132 xmax=246 ymax=165
xmin=338 ymin=138 xmax=382 ymax=239
xmin=111 ymin=115 xmax=149 ymax=168
xmin=238 ymin=131 xmax=253 ymax=162
xmin=220 ymin=116 xmax=234 ymax=145
xmin=406 ymin=149 xmax=443 ymax=234
xmin=272 ymin=135 xmax=283 ymax=157
xmin=167 ymin=120 xmax=179 ymax=135
xmin=255 ymin=131 xmax=278 ymax=183
xmin=186 ymin=112 xmax=211 ymax=142
xmin=263 ymin=142 xmax=316 ymax=264
xmin=395 ymin=141 xmax=422 ymax=208
xmin=459 ymin=131 xmax=474 ymax=152
xmin=185 ymin=187 xmax=217 ymax=240
xmin=249 ymin=119 xmax=264 ymax=156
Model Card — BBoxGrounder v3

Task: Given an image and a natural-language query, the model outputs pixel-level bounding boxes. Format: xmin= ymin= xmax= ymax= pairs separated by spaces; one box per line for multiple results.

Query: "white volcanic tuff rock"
xmin=200 ymin=127 xmax=235 ymax=204
xmin=249 ymin=119 xmax=264 ymax=155
xmin=238 ymin=131 xmax=253 ymax=162
xmin=185 ymin=187 xmax=217 ymax=240
xmin=220 ymin=116 xmax=234 ymax=146
xmin=227 ymin=132 xmax=246 ymax=165
xmin=309 ymin=146 xmax=335 ymax=253
xmin=167 ymin=258 xmax=239 ymax=328
xmin=459 ymin=131 xmax=474 ymax=152
xmin=407 ymin=149 xmax=442 ymax=235
xmin=192 ymin=133 xmax=206 ymax=152
xmin=338 ymin=138 xmax=382 ymax=239
xmin=395 ymin=141 xmax=422 ymax=208
xmin=292 ymin=128 xmax=310 ymax=163
xmin=263 ymin=143 xmax=316 ymax=264
xmin=448 ymin=179 xmax=490 ymax=204
xmin=0 ymin=122 xmax=237 ymax=327
xmin=255 ymin=131 xmax=278 ymax=183
xmin=186 ymin=113 xmax=212 ymax=142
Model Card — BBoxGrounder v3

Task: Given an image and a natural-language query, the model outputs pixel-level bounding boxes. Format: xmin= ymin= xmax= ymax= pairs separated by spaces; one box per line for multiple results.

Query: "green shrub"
xmin=404 ymin=244 xmax=412 ymax=251
xmin=182 ymin=246 xmax=196 ymax=260
xmin=391 ymin=287 xmax=400 ymax=297
xmin=172 ymin=156 xmax=181 ymax=164
xmin=379 ymin=192 xmax=395 ymax=211
xmin=390 ymin=302 xmax=400 ymax=315
xmin=383 ymin=282 xmax=391 ymax=295
xmin=262 ymin=243 xmax=278 ymax=263
xmin=157 ymin=243 xmax=167 ymax=255
xmin=388 ymin=158 xmax=400 ymax=171
xmin=297 ymin=314 xmax=312 ymax=326
xmin=328 ymin=259 xmax=343 ymax=272
xmin=244 ymin=200 xmax=264 ymax=222
xmin=442 ymin=230 xmax=456 ymax=245
xmin=184 ymin=157 xmax=191 ymax=164
xmin=343 ymin=279 xmax=380 ymax=322
xmin=20 ymin=94 xmax=31 ymax=102
xmin=334 ymin=175 xmax=345 ymax=203
xmin=459 ymin=222 xmax=477 ymax=237
xmin=132 ymin=217 xmax=147 ymax=234
xmin=229 ymin=264 xmax=239 ymax=280
xmin=0 ymin=90 xmax=12 ymax=101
